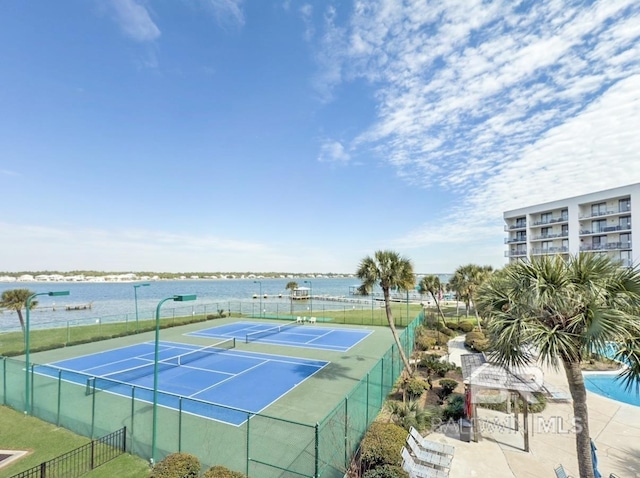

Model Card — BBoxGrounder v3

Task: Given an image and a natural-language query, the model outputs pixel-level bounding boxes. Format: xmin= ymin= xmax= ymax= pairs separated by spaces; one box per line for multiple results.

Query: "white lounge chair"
xmin=296 ymin=316 xmax=303 ymax=323
xmin=309 ymin=317 xmax=316 ymax=324
xmin=401 ymin=447 xmax=449 ymax=478
xmin=406 ymin=434 xmax=452 ymax=468
xmin=408 ymin=427 xmax=455 ymax=456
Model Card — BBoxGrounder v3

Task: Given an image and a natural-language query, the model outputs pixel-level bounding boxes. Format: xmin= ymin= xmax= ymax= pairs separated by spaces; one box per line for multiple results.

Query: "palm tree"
xmin=0 ymin=288 xmax=38 ymax=333
xmin=356 ymin=250 xmax=416 ymax=376
xmin=418 ymin=275 xmax=446 ymax=323
xmin=476 ymin=254 xmax=640 ymax=478
xmin=285 ymin=281 xmax=298 ymax=316
xmin=450 ymin=264 xmax=493 ymax=329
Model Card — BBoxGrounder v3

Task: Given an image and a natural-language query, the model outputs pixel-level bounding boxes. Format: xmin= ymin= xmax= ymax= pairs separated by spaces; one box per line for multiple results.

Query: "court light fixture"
xmin=151 ymin=294 xmax=197 ymax=464
xmin=304 ymin=280 xmax=312 ymax=318
xmin=253 ymin=280 xmax=262 ymax=318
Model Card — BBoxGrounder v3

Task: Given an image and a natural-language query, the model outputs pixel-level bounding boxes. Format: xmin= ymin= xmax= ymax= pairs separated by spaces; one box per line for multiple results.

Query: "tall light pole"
xmin=25 ymin=290 xmax=70 ymax=415
xmin=304 ymin=280 xmax=312 ymax=318
xmin=253 ymin=280 xmax=262 ymax=318
xmin=133 ymin=283 xmax=150 ymax=332
xmin=152 ymin=294 xmax=196 ymax=464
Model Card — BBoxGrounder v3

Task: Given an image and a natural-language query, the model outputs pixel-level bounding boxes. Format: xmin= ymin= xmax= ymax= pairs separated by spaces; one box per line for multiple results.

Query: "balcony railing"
xmin=504 ymin=237 xmax=527 ymax=244
xmin=505 ymin=250 xmax=527 ymax=257
xmin=531 ymin=217 xmax=568 ymax=226
xmin=530 ymin=246 xmax=569 ymax=255
xmin=529 ymin=232 xmax=568 ymax=241
xmin=579 ymin=205 xmax=631 ymax=219
xmin=504 ymin=223 xmax=527 ymax=231
xmin=580 ymin=242 xmax=632 ymax=252
xmin=579 ymin=224 xmax=631 ymax=235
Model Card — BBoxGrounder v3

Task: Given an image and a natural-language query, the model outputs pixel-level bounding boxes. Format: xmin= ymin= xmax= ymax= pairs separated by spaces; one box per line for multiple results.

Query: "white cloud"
xmin=314 ymin=0 xmax=640 ymax=256
xmin=318 ymin=140 xmax=351 ymax=163
xmin=202 ymin=0 xmax=245 ymax=27
xmin=109 ymin=0 xmax=160 ymax=42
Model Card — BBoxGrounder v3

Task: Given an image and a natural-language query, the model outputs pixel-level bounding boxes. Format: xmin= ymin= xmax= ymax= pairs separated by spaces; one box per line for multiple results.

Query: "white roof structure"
xmin=461 ymin=353 xmax=544 ymax=393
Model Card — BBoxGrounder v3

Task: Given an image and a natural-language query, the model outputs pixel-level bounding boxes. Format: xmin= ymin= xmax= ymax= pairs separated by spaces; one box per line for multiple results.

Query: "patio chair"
xmin=296 ymin=316 xmax=303 ymax=323
xmin=309 ymin=317 xmax=317 ymax=324
xmin=554 ymin=464 xmax=573 ymax=478
xmin=406 ymin=434 xmax=452 ymax=468
xmin=401 ymin=447 xmax=449 ymax=478
xmin=408 ymin=426 xmax=455 ymax=456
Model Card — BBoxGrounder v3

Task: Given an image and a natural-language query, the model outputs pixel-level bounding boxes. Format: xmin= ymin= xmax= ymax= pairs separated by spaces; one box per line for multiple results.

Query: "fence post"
xmin=91 ymin=439 xmax=95 ymax=469
xmin=365 ymin=373 xmax=369 ymax=426
xmin=2 ymin=358 xmax=6 ymax=405
xmin=178 ymin=398 xmax=183 ymax=452
xmin=123 ymin=426 xmax=127 ymax=453
xmin=344 ymin=397 xmax=349 ymax=469
xmin=130 ymin=387 xmax=136 ymax=453
xmin=91 ymin=379 xmax=97 ymax=438
xmin=246 ymin=412 xmax=251 ymax=477
xmin=57 ymin=369 xmax=62 ymax=426
xmin=315 ymin=423 xmax=319 ymax=478
xmin=40 ymin=461 xmax=46 ymax=478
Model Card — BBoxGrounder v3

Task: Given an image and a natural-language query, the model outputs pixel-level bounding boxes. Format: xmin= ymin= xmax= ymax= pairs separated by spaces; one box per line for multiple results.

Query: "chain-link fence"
xmin=0 ymin=312 xmax=422 ymax=477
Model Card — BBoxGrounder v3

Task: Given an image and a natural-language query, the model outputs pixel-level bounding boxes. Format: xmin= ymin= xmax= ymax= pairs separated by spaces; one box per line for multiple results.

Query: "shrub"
xmin=445 ymin=320 xmax=458 ymax=330
xmin=202 ymin=465 xmax=247 ymax=478
xmin=465 ymin=331 xmax=489 ymax=352
xmin=362 ymin=464 xmax=409 ymax=478
xmin=442 ymin=394 xmax=465 ymax=421
xmin=418 ymin=355 xmax=455 ymax=378
xmin=360 ymin=422 xmax=408 ymax=470
xmin=417 ymin=328 xmax=449 ymax=346
xmin=150 ymin=453 xmax=200 ymax=478
xmin=438 ymin=379 xmax=458 ymax=399
xmin=206 ymin=314 xmax=217 ymax=319
xmin=406 ymin=378 xmax=428 ymax=398
xmin=415 ymin=335 xmax=436 ymax=351
xmin=458 ymin=321 xmax=474 ymax=333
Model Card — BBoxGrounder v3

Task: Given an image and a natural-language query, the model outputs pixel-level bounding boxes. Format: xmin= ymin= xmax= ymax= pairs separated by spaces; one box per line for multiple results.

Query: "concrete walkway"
xmin=426 ymin=336 xmax=640 ymax=478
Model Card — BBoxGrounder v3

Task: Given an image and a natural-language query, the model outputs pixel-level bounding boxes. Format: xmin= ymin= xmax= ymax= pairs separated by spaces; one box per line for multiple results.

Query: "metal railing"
xmin=504 ymin=237 xmax=526 ymax=244
xmin=579 ymin=224 xmax=631 ymax=235
xmin=531 ymin=216 xmax=568 ymax=226
xmin=579 ymin=206 xmax=631 ymax=219
xmin=530 ymin=247 xmax=569 ymax=255
xmin=529 ymin=232 xmax=568 ymax=241
xmin=9 ymin=427 xmax=126 ymax=478
xmin=580 ymin=242 xmax=632 ymax=251
xmin=505 ymin=250 xmax=527 ymax=257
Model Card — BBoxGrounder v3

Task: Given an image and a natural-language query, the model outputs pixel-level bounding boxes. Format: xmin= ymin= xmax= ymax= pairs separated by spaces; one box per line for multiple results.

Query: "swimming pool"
xmin=583 ymin=342 xmax=639 ymax=407
xmin=584 ymin=373 xmax=640 ymax=407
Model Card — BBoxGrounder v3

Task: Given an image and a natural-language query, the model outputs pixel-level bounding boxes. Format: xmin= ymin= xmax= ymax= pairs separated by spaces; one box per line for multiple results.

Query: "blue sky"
xmin=2 ymin=0 xmax=640 ymax=274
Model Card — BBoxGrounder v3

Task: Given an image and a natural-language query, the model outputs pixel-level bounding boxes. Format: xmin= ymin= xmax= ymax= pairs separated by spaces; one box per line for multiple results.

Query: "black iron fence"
xmin=8 ymin=427 xmax=126 ymax=478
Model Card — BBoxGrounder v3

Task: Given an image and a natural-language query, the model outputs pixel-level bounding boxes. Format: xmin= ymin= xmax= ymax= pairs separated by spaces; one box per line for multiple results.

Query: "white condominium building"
xmin=504 ymin=184 xmax=639 ymax=266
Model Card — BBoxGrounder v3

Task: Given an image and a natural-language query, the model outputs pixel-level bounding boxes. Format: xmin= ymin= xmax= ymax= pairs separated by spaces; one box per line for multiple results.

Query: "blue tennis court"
xmin=187 ymin=321 xmax=372 ymax=351
xmin=36 ymin=340 xmax=328 ymax=425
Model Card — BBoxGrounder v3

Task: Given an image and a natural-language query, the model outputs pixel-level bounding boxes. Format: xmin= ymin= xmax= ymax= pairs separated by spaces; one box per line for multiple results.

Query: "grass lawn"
xmin=0 ymin=405 xmax=149 ymax=478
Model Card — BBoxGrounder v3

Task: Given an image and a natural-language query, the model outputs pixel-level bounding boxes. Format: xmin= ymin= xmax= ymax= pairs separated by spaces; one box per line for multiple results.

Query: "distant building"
xmin=504 ymin=183 xmax=639 ymax=266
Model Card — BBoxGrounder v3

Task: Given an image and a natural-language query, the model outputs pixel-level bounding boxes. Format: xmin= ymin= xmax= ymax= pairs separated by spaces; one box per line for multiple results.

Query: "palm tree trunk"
xmin=562 ymin=358 xmax=595 ymax=478
xmin=383 ymin=288 xmax=413 ymax=377
xmin=17 ymin=310 xmax=25 ymax=334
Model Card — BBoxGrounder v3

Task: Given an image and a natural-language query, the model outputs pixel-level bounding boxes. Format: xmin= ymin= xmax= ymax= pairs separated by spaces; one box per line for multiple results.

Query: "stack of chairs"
xmin=401 ymin=427 xmax=455 ymax=478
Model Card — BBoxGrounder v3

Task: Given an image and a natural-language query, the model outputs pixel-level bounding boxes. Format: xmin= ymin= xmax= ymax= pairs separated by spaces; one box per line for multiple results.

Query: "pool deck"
xmin=428 ymin=336 xmax=640 ymax=477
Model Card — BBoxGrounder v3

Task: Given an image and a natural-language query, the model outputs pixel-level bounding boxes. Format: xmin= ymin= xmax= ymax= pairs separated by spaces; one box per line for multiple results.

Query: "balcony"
xmin=504 ymin=237 xmax=527 ymax=244
xmin=530 ymin=217 xmax=568 ymax=227
xmin=505 ymin=250 xmax=527 ymax=257
xmin=579 ymin=224 xmax=631 ymax=235
xmin=579 ymin=206 xmax=631 ymax=219
xmin=580 ymin=242 xmax=632 ymax=252
xmin=529 ymin=232 xmax=568 ymax=241
xmin=504 ymin=223 xmax=527 ymax=231
xmin=530 ymin=246 xmax=569 ymax=256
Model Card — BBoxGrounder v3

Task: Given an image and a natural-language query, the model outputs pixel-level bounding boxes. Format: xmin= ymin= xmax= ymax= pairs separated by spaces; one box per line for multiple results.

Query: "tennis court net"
xmin=86 ymin=338 xmax=236 ymax=393
xmin=245 ymin=321 xmax=301 ymax=344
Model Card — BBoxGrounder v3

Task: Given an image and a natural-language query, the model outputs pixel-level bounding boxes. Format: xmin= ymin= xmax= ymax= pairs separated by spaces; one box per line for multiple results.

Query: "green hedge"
xmin=360 ymin=422 xmax=408 ymax=470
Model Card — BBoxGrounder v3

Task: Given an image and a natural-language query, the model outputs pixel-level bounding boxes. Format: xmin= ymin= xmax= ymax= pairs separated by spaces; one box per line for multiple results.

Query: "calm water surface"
xmin=0 ymin=278 xmax=369 ymax=332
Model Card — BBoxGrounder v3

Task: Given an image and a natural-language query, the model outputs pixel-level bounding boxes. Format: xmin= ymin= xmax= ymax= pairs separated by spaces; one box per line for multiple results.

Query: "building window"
xmin=591 ymin=202 xmax=607 ymax=216
xmin=541 ymin=241 xmax=551 ymax=252
xmin=541 ymin=227 xmax=551 ymax=238
xmin=561 ymin=224 xmax=568 ymax=236
xmin=561 ymin=209 xmax=568 ymax=221
xmin=540 ymin=212 xmax=552 ymax=224
xmin=619 ymin=216 xmax=631 ymax=230
xmin=562 ymin=239 xmax=569 ymax=251
xmin=619 ymin=198 xmax=631 ymax=212
xmin=592 ymin=219 xmax=607 ymax=233
xmin=515 ymin=217 xmax=526 ymax=228
xmin=592 ymin=236 xmax=607 ymax=249
xmin=516 ymin=231 xmax=526 ymax=241
xmin=620 ymin=233 xmax=631 ymax=249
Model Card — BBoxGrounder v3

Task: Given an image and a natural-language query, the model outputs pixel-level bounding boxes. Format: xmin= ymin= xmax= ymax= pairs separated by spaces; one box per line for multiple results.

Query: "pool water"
xmin=584 ymin=373 xmax=640 ymax=407
xmin=583 ymin=342 xmax=639 ymax=407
